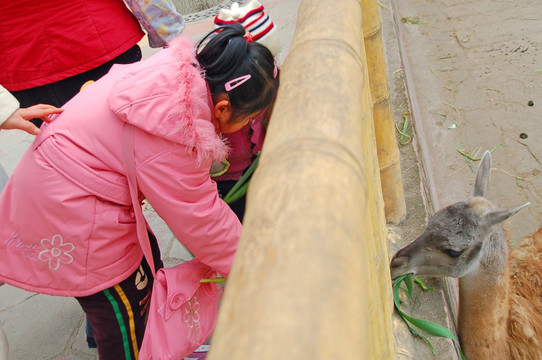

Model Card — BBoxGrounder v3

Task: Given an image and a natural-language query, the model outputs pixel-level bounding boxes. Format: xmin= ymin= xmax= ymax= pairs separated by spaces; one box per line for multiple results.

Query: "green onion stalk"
xmin=199 ymin=153 xmax=261 ymax=284
xmin=392 ymin=274 xmax=465 ymax=359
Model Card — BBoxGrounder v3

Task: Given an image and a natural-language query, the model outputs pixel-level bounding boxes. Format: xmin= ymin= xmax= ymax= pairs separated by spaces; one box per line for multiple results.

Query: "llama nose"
xmin=390 ymin=253 xmax=407 ymax=269
xmin=389 ymin=249 xmax=411 ymax=279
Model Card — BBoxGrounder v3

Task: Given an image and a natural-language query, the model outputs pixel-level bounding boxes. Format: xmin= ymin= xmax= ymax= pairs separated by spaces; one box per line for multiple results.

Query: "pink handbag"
xmin=122 ymin=124 xmax=222 ymax=359
xmin=139 ymin=259 xmax=220 ymax=359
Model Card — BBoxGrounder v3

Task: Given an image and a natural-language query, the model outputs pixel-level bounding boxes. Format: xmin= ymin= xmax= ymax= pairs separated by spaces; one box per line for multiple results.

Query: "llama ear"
xmin=484 ymin=202 xmax=530 ymax=227
xmin=472 ymin=151 xmax=492 ymax=197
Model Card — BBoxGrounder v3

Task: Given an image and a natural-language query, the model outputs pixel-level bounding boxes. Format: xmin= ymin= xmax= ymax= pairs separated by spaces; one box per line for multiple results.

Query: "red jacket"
xmin=0 ymin=0 xmax=144 ymax=91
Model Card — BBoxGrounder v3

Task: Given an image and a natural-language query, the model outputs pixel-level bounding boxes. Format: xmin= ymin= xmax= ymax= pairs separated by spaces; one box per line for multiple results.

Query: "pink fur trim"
xmin=166 ymin=37 xmax=229 ymax=164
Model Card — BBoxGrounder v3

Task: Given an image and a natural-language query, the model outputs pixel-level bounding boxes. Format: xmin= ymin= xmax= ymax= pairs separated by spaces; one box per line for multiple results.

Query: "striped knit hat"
xmin=214 ymin=1 xmax=280 ymax=57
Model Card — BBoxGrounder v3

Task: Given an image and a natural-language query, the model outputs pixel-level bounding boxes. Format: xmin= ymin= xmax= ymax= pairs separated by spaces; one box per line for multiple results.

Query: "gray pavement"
xmin=2 ymin=0 xmax=541 ymax=359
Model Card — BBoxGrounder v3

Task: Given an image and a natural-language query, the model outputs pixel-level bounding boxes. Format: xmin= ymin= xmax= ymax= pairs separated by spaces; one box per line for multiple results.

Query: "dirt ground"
xmin=392 ymin=0 xmax=542 ymax=239
xmin=381 ymin=0 xmax=542 ymax=358
xmin=379 ymin=2 xmax=461 ymax=358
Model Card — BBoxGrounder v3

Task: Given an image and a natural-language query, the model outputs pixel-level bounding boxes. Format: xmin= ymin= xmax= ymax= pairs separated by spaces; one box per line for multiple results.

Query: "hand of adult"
xmin=0 ymin=104 xmax=63 ymax=135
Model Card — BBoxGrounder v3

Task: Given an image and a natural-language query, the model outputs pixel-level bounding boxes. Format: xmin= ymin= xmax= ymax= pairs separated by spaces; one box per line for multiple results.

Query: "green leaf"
xmin=405 ymin=321 xmax=437 ymax=355
xmin=392 ymin=274 xmax=466 ymax=360
xmin=400 ymin=310 xmax=458 ymax=340
xmin=200 ymin=277 xmax=227 ymax=283
xmin=223 ymin=153 xmax=260 ymax=204
xmin=224 ymin=181 xmax=250 ymax=204
xmin=414 ymin=277 xmax=434 ymax=291
xmin=405 ymin=274 xmax=413 ymax=296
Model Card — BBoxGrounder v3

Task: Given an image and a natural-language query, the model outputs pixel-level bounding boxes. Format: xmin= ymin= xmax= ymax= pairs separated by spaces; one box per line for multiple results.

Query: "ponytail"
xmin=196 ymin=23 xmax=279 ymax=122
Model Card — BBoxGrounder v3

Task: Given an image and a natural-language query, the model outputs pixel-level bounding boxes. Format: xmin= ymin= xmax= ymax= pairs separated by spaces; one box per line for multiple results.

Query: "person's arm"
xmin=0 ymin=85 xmax=63 ymax=135
xmin=137 ymin=147 xmax=241 ymax=278
xmin=0 ymin=85 xmax=20 ymax=126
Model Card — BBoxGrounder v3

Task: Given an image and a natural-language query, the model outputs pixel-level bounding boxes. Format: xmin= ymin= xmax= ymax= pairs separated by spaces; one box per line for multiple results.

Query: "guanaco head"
xmin=390 ymin=151 xmax=530 ymax=280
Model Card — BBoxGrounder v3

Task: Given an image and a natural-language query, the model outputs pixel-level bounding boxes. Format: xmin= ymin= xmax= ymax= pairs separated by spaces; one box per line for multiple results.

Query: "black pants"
xmin=77 ymin=230 xmax=163 ymax=360
xmin=216 ymin=180 xmax=247 ymax=222
xmin=11 ymin=44 xmax=142 ymax=127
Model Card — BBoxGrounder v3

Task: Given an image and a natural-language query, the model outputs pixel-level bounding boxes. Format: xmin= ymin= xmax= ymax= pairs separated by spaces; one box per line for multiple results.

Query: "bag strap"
xmin=122 ymin=123 xmax=157 ymax=276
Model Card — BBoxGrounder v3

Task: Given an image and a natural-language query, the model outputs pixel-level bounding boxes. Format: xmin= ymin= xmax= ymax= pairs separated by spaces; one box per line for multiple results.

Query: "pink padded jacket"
xmin=0 ymin=36 xmax=241 ymax=297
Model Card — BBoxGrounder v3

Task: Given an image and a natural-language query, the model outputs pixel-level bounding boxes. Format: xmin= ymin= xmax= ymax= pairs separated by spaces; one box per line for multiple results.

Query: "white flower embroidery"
xmin=38 ymin=234 xmax=74 ymax=271
xmin=184 ymin=295 xmax=201 ymax=343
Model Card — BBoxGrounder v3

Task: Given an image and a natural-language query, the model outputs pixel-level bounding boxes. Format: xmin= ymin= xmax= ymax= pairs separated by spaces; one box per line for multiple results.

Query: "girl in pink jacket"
xmin=0 ymin=23 xmax=278 ymax=359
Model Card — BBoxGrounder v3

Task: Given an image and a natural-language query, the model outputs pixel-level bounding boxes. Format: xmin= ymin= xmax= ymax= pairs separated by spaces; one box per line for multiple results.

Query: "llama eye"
xmin=444 ymin=249 xmax=465 ymax=258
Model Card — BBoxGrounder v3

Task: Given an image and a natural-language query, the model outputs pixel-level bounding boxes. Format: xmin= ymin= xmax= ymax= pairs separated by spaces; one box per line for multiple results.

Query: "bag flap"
xmin=158 ymin=258 xmax=216 ymax=320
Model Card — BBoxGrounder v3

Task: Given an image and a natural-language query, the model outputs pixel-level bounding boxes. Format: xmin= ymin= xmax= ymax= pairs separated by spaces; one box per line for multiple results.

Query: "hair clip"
xmin=273 ymin=61 xmax=278 ymax=79
xmin=225 ymin=74 xmax=252 ymax=91
xmin=244 ymin=31 xmax=253 ymax=43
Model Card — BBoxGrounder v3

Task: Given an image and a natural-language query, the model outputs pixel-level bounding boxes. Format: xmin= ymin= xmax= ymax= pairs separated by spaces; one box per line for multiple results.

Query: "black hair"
xmin=196 ymin=23 xmax=279 ymax=123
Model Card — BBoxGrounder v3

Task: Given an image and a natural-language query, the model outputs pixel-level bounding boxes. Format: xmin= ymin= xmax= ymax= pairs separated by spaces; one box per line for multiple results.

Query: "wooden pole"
xmin=208 ymin=0 xmax=394 ymax=358
xmin=362 ymin=0 xmax=406 ymax=223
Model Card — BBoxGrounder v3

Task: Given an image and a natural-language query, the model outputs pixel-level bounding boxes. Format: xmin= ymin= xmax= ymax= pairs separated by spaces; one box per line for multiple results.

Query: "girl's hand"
xmin=1 ymin=104 xmax=63 ymax=135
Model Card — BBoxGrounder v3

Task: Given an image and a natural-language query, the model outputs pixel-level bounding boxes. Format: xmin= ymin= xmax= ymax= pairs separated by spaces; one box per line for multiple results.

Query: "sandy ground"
xmin=393 ymin=0 xmax=542 ymax=240
xmin=384 ymin=0 xmax=542 ymax=358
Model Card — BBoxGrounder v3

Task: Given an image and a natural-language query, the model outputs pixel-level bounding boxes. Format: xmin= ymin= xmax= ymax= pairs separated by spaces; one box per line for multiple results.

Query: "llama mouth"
xmin=390 ymin=271 xmax=415 ymax=281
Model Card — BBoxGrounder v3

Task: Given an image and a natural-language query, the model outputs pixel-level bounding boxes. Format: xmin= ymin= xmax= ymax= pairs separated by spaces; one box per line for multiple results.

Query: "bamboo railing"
xmin=362 ymin=0 xmax=406 ymax=223
xmin=208 ymin=0 xmax=396 ymax=358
